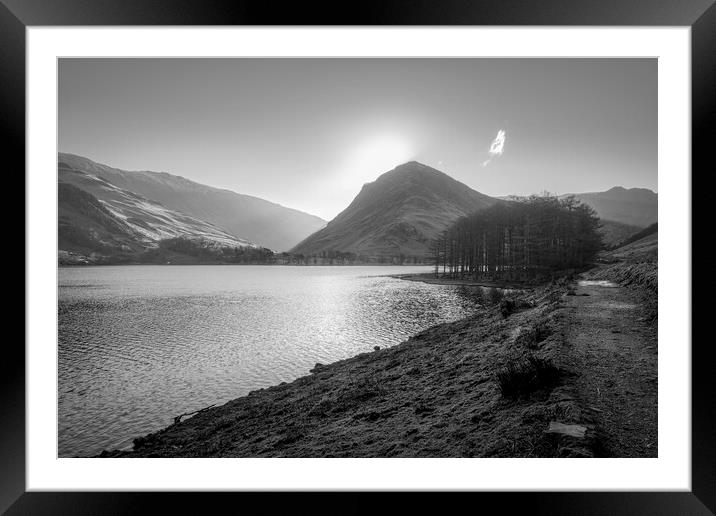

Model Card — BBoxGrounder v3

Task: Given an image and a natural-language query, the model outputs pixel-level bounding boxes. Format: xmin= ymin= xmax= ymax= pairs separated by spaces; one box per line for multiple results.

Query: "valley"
xmin=58 ymin=154 xmax=657 ymax=266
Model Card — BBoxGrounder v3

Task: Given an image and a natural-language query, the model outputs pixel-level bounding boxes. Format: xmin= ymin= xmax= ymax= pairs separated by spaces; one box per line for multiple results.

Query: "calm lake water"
xmin=58 ymin=265 xmax=482 ymax=457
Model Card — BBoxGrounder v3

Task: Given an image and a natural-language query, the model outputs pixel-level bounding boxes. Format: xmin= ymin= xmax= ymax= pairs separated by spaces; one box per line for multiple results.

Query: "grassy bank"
xmin=100 ymin=282 xmax=599 ymax=458
xmin=586 ymin=232 xmax=658 ymax=322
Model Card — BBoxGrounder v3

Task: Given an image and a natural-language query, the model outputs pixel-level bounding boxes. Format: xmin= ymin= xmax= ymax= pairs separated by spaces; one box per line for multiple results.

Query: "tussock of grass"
xmin=499 ymin=298 xmax=516 ymax=317
xmin=517 ymin=322 xmax=552 ymax=350
xmin=488 ymin=287 xmax=505 ymax=305
xmin=496 ymin=356 xmax=561 ymax=399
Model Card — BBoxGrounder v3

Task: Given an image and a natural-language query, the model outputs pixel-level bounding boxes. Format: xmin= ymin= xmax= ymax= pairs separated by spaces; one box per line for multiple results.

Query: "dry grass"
xmin=496 ymin=356 xmax=561 ymax=399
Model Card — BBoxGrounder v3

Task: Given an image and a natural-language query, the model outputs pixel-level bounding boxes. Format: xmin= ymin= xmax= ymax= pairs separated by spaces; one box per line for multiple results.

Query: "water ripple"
xmin=58 ymin=265 xmax=481 ymax=456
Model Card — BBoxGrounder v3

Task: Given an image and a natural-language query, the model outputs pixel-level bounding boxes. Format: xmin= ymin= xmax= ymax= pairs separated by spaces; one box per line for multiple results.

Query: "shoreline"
xmin=97 ymin=258 xmax=657 ymax=458
xmin=58 ymin=262 xmax=435 ymax=268
xmin=389 ymin=272 xmax=528 ymax=289
xmin=97 ymin=280 xmax=586 ymax=458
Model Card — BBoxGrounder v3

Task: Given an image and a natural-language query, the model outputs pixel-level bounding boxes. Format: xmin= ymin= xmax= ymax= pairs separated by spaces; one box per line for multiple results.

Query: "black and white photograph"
xmin=55 ymin=57 xmax=660 ymax=459
xmin=57 ymin=58 xmax=658 ymax=458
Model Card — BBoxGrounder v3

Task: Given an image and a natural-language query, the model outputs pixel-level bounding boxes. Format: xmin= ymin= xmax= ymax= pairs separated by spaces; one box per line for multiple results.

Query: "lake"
xmin=58 ymin=265 xmax=483 ymax=457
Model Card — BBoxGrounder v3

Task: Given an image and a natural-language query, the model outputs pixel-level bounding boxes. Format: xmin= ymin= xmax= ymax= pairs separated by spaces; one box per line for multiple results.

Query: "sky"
xmin=59 ymin=58 xmax=656 ymax=221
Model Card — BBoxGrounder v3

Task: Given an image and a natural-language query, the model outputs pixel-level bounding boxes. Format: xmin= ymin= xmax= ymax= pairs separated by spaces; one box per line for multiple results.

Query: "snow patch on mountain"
xmin=60 ymin=165 xmax=256 ymax=249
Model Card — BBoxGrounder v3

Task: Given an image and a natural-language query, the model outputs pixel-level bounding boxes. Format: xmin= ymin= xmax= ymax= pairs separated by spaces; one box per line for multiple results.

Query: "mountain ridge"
xmin=59 ymin=160 xmax=255 ymax=249
xmin=500 ymin=186 xmax=657 ymax=230
xmin=291 ymin=161 xmax=497 ymax=259
xmin=58 ymin=153 xmax=657 ymax=261
xmin=59 ymin=153 xmax=327 ymax=251
xmin=564 ymin=187 xmax=657 ymax=228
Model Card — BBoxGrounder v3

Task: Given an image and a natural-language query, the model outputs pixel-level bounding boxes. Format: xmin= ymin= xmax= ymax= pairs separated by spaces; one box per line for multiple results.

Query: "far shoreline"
xmin=390 ymin=272 xmax=528 ymax=290
xmin=58 ymin=262 xmax=436 ymax=268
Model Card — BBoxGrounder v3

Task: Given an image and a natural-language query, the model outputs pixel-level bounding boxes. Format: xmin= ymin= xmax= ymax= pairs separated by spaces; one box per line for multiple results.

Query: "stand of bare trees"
xmin=431 ymin=195 xmax=603 ymax=281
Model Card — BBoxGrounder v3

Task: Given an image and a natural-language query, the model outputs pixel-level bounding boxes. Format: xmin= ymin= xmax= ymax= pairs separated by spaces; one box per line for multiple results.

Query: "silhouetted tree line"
xmin=143 ymin=238 xmax=275 ymax=264
xmin=140 ymin=238 xmax=430 ymax=265
xmin=282 ymin=251 xmax=428 ymax=265
xmin=431 ymin=195 xmax=603 ymax=281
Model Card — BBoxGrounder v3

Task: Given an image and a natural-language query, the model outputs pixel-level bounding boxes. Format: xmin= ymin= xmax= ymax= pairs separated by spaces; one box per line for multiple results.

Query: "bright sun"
xmin=338 ymin=133 xmax=415 ymax=189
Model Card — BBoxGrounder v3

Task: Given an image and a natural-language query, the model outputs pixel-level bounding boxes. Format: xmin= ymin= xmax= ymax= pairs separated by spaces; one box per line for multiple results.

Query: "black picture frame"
xmin=6 ymin=0 xmax=713 ymax=513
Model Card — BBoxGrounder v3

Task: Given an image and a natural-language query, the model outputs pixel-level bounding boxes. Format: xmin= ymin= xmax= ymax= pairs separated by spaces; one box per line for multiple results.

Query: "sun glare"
xmin=338 ymin=133 xmax=415 ymax=189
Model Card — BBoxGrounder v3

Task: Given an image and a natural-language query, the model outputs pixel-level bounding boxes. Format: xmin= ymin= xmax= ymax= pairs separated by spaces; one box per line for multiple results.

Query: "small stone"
xmin=546 ymin=421 xmax=587 ymax=438
xmin=309 ymin=363 xmax=325 ymax=373
xmin=374 ymin=346 xmax=381 ymax=351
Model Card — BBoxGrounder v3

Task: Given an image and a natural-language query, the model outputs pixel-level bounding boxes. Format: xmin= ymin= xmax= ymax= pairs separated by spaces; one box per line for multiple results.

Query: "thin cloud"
xmin=482 ymin=129 xmax=507 ymax=167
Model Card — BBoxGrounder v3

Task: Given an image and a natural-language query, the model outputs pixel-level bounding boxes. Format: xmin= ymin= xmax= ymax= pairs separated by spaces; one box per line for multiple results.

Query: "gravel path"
xmin=563 ymin=275 xmax=658 ymax=457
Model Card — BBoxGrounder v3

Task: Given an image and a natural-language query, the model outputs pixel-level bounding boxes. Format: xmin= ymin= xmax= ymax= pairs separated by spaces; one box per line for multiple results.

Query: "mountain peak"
xmin=568 ymin=186 xmax=657 ymax=228
xmin=291 ymin=164 xmax=497 ymax=258
xmin=394 ymin=160 xmax=427 ymax=169
xmin=606 ymin=186 xmax=656 ymax=195
xmin=373 ymin=161 xmax=457 ymax=188
xmin=390 ymin=161 xmax=441 ymax=174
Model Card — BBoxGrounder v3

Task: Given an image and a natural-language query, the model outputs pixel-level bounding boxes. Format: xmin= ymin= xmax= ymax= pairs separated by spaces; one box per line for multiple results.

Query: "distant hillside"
xmin=596 ymin=227 xmax=657 ymax=312
xmin=59 ymin=153 xmax=327 ymax=252
xmin=58 ymin=182 xmax=143 ymax=256
xmin=502 ymin=187 xmax=656 ymax=245
xmin=291 ymin=161 xmax=497 ymax=259
xmin=566 ymin=187 xmax=657 ymax=228
xmin=598 ymin=219 xmax=643 ymax=248
xmin=614 ymin=223 xmax=658 ymax=250
xmin=59 ymin=161 xmax=254 ymax=249
xmin=607 ymin=230 xmax=658 ymax=263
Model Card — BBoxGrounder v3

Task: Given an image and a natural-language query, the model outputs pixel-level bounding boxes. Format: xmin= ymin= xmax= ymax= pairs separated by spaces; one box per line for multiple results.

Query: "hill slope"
xmin=566 ymin=187 xmax=657 ymax=228
xmin=59 ymin=161 xmax=254 ymax=249
xmin=613 ymin=222 xmax=657 ymax=250
xmin=59 ymin=153 xmax=327 ymax=251
xmin=598 ymin=219 xmax=643 ymax=248
xmin=58 ymin=182 xmax=143 ymax=256
xmin=606 ymin=229 xmax=658 ymax=264
xmin=291 ymin=161 xmax=497 ymax=259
